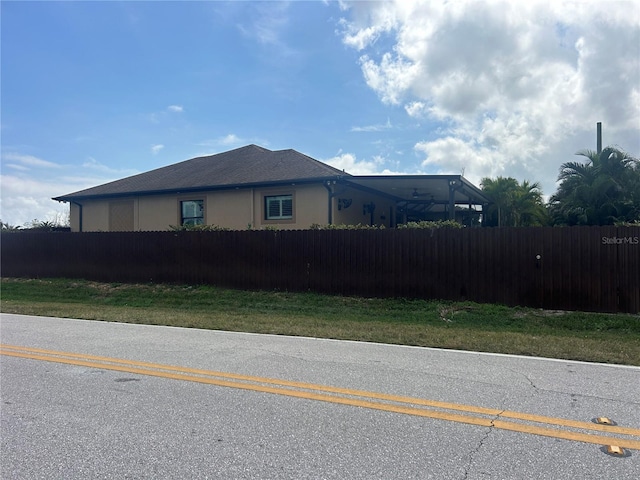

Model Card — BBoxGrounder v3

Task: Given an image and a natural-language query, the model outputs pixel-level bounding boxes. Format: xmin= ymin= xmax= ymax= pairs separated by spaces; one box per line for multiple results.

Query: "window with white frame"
xmin=181 ymin=200 xmax=204 ymax=225
xmin=265 ymin=194 xmax=293 ymax=220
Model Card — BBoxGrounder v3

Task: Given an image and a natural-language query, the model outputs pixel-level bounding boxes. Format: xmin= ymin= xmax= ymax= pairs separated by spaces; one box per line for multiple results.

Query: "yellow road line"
xmin=2 ymin=344 xmax=636 ymax=436
xmin=2 ymin=344 xmax=639 ymax=450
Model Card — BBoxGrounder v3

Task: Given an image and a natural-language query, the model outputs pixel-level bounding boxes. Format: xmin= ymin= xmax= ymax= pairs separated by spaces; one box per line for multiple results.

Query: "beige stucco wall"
xmin=137 ymin=195 xmax=177 ymax=231
xmin=208 ymin=189 xmax=253 ymax=230
xmin=332 ymin=186 xmax=396 ymax=228
xmin=69 ymin=202 xmax=81 ymax=232
xmin=79 ymin=199 xmax=110 ymax=232
xmin=256 ymin=184 xmax=329 ymax=229
xmin=69 ymin=184 xmax=334 ymax=232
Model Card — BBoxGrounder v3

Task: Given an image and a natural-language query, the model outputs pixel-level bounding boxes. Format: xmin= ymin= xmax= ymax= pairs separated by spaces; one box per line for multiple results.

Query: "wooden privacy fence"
xmin=1 ymin=226 xmax=639 ymax=313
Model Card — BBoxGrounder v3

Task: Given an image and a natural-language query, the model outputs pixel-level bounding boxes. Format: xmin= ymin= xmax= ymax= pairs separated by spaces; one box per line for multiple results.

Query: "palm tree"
xmin=513 ymin=180 xmax=548 ymax=226
xmin=0 ymin=220 xmax=21 ymax=231
xmin=549 ymin=147 xmax=640 ymax=225
xmin=481 ymin=177 xmax=518 ymax=227
xmin=481 ymin=177 xmax=548 ymax=226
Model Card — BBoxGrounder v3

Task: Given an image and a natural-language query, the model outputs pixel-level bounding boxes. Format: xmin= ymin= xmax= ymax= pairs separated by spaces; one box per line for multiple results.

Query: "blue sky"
xmin=2 ymin=1 xmax=639 ymax=226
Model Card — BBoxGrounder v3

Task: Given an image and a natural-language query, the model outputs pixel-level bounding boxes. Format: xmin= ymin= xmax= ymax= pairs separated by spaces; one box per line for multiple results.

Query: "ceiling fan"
xmin=411 ymin=188 xmax=432 ymax=199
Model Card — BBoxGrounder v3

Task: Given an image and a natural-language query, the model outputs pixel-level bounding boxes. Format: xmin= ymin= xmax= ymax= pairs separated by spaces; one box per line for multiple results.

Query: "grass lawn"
xmin=1 ymin=277 xmax=639 ymax=365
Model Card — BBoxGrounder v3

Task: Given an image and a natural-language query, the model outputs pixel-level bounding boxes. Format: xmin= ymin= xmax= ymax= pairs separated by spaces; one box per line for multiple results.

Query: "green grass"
xmin=2 ymin=277 xmax=639 ymax=365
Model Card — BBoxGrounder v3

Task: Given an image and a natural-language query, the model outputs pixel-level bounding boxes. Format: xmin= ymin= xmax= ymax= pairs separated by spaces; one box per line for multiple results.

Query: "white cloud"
xmin=324 ymin=150 xmax=406 ymax=175
xmin=2 ymin=153 xmax=61 ymax=169
xmin=82 ymin=157 xmax=138 ymax=176
xmin=360 ymin=53 xmax=419 ymax=105
xmin=198 ymin=134 xmax=245 ymax=148
xmin=195 ymin=135 xmax=269 ymax=157
xmin=415 ymin=137 xmax=496 ymax=184
xmin=144 ymin=105 xmax=184 ymax=123
xmin=145 ymin=112 xmax=161 ymax=124
xmin=219 ymin=134 xmax=241 ymax=146
xmin=0 ymin=151 xmax=141 ymax=226
xmin=236 ymin=2 xmax=296 ymax=57
xmin=324 ymin=152 xmax=379 ymax=175
xmin=351 ymin=118 xmax=392 ymax=132
xmin=340 ymin=1 xmax=640 ymax=194
xmin=339 ymin=1 xmax=398 ymax=50
xmin=0 ymin=175 xmax=71 ymax=227
xmin=404 ymin=101 xmax=428 ymax=118
xmin=5 ymin=164 xmax=30 ymax=172
xmin=151 ymin=144 xmax=164 ymax=155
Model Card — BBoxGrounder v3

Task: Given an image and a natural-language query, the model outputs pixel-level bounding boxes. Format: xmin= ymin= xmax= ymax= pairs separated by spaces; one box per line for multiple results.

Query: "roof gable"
xmin=55 ymin=145 xmax=348 ymax=200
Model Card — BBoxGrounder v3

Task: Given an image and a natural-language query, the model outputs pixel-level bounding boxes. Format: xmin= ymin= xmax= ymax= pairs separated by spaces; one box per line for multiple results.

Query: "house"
xmin=53 ymin=145 xmax=489 ymax=232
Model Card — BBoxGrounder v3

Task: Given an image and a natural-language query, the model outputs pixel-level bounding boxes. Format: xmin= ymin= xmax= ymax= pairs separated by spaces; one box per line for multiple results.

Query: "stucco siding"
xmin=69 ymin=202 xmax=81 ymax=232
xmin=332 ymin=187 xmax=395 ymax=227
xmin=208 ymin=190 xmax=253 ymax=230
xmin=81 ymin=200 xmax=110 ymax=232
xmin=137 ymin=195 xmax=178 ymax=231
xmin=256 ymin=184 xmax=328 ymax=229
xmin=69 ymin=184 xmax=332 ymax=232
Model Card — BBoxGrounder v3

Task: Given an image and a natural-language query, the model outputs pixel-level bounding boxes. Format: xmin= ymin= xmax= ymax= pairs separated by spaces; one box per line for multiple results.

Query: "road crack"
xmin=462 ymin=410 xmax=504 ymax=480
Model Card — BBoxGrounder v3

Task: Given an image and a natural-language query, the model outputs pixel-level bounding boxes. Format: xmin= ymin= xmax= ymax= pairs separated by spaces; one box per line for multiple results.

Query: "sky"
xmin=1 ymin=0 xmax=639 ymax=227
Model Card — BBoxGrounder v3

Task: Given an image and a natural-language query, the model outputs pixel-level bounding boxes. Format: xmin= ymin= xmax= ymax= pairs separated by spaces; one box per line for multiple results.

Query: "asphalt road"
xmin=1 ymin=313 xmax=639 ymax=479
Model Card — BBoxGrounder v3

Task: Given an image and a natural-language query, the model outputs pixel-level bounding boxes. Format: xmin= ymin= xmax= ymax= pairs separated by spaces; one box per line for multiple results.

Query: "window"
xmin=181 ymin=200 xmax=204 ymax=226
xmin=265 ymin=194 xmax=293 ymax=220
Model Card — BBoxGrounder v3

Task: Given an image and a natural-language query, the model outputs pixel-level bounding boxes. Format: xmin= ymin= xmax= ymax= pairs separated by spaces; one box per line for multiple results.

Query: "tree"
xmin=0 ymin=220 xmax=21 ymax=231
xmin=481 ymin=177 xmax=548 ymax=227
xmin=549 ymin=147 xmax=640 ymax=225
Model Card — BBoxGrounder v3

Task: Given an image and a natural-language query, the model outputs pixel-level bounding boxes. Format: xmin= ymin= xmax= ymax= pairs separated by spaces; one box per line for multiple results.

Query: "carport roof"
xmin=342 ymin=175 xmax=489 ymax=207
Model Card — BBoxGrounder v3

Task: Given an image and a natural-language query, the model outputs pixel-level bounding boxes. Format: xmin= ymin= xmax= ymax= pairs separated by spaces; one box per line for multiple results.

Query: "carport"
xmin=339 ymin=175 xmax=489 ymax=226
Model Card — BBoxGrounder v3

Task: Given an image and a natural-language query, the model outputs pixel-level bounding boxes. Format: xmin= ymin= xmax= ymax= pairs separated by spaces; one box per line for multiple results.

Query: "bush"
xmin=169 ymin=224 xmax=230 ymax=232
xmin=396 ymin=220 xmax=463 ymax=229
xmin=309 ymin=223 xmax=385 ymax=230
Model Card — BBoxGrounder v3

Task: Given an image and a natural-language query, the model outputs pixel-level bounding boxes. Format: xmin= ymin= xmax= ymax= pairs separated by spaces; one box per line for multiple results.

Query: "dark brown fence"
xmin=2 ymin=226 xmax=639 ymax=313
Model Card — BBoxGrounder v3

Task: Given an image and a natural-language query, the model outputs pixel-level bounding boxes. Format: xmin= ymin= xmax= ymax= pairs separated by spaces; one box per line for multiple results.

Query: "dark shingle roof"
xmin=54 ymin=145 xmax=349 ymax=201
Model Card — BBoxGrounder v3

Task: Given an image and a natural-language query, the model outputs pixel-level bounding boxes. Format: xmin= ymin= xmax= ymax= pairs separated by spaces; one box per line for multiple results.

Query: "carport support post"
xmin=448 ymin=180 xmax=456 ymax=220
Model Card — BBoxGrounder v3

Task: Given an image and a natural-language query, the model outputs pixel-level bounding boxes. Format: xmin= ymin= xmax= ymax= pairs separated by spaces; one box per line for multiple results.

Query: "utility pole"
xmin=597 ymin=122 xmax=602 ymax=154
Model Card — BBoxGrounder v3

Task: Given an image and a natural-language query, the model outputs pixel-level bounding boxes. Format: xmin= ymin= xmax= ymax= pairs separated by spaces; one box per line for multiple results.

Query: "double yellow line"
xmin=2 ymin=343 xmax=639 ymax=450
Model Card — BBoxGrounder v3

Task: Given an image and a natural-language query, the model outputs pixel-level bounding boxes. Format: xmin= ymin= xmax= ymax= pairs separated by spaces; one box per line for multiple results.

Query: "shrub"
xmin=309 ymin=223 xmax=385 ymax=230
xmin=396 ymin=220 xmax=463 ymax=229
xmin=169 ymin=224 xmax=230 ymax=232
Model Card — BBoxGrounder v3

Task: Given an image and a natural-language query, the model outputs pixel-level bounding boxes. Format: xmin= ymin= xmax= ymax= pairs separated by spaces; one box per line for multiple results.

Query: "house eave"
xmin=52 ymin=176 xmax=347 ymax=203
